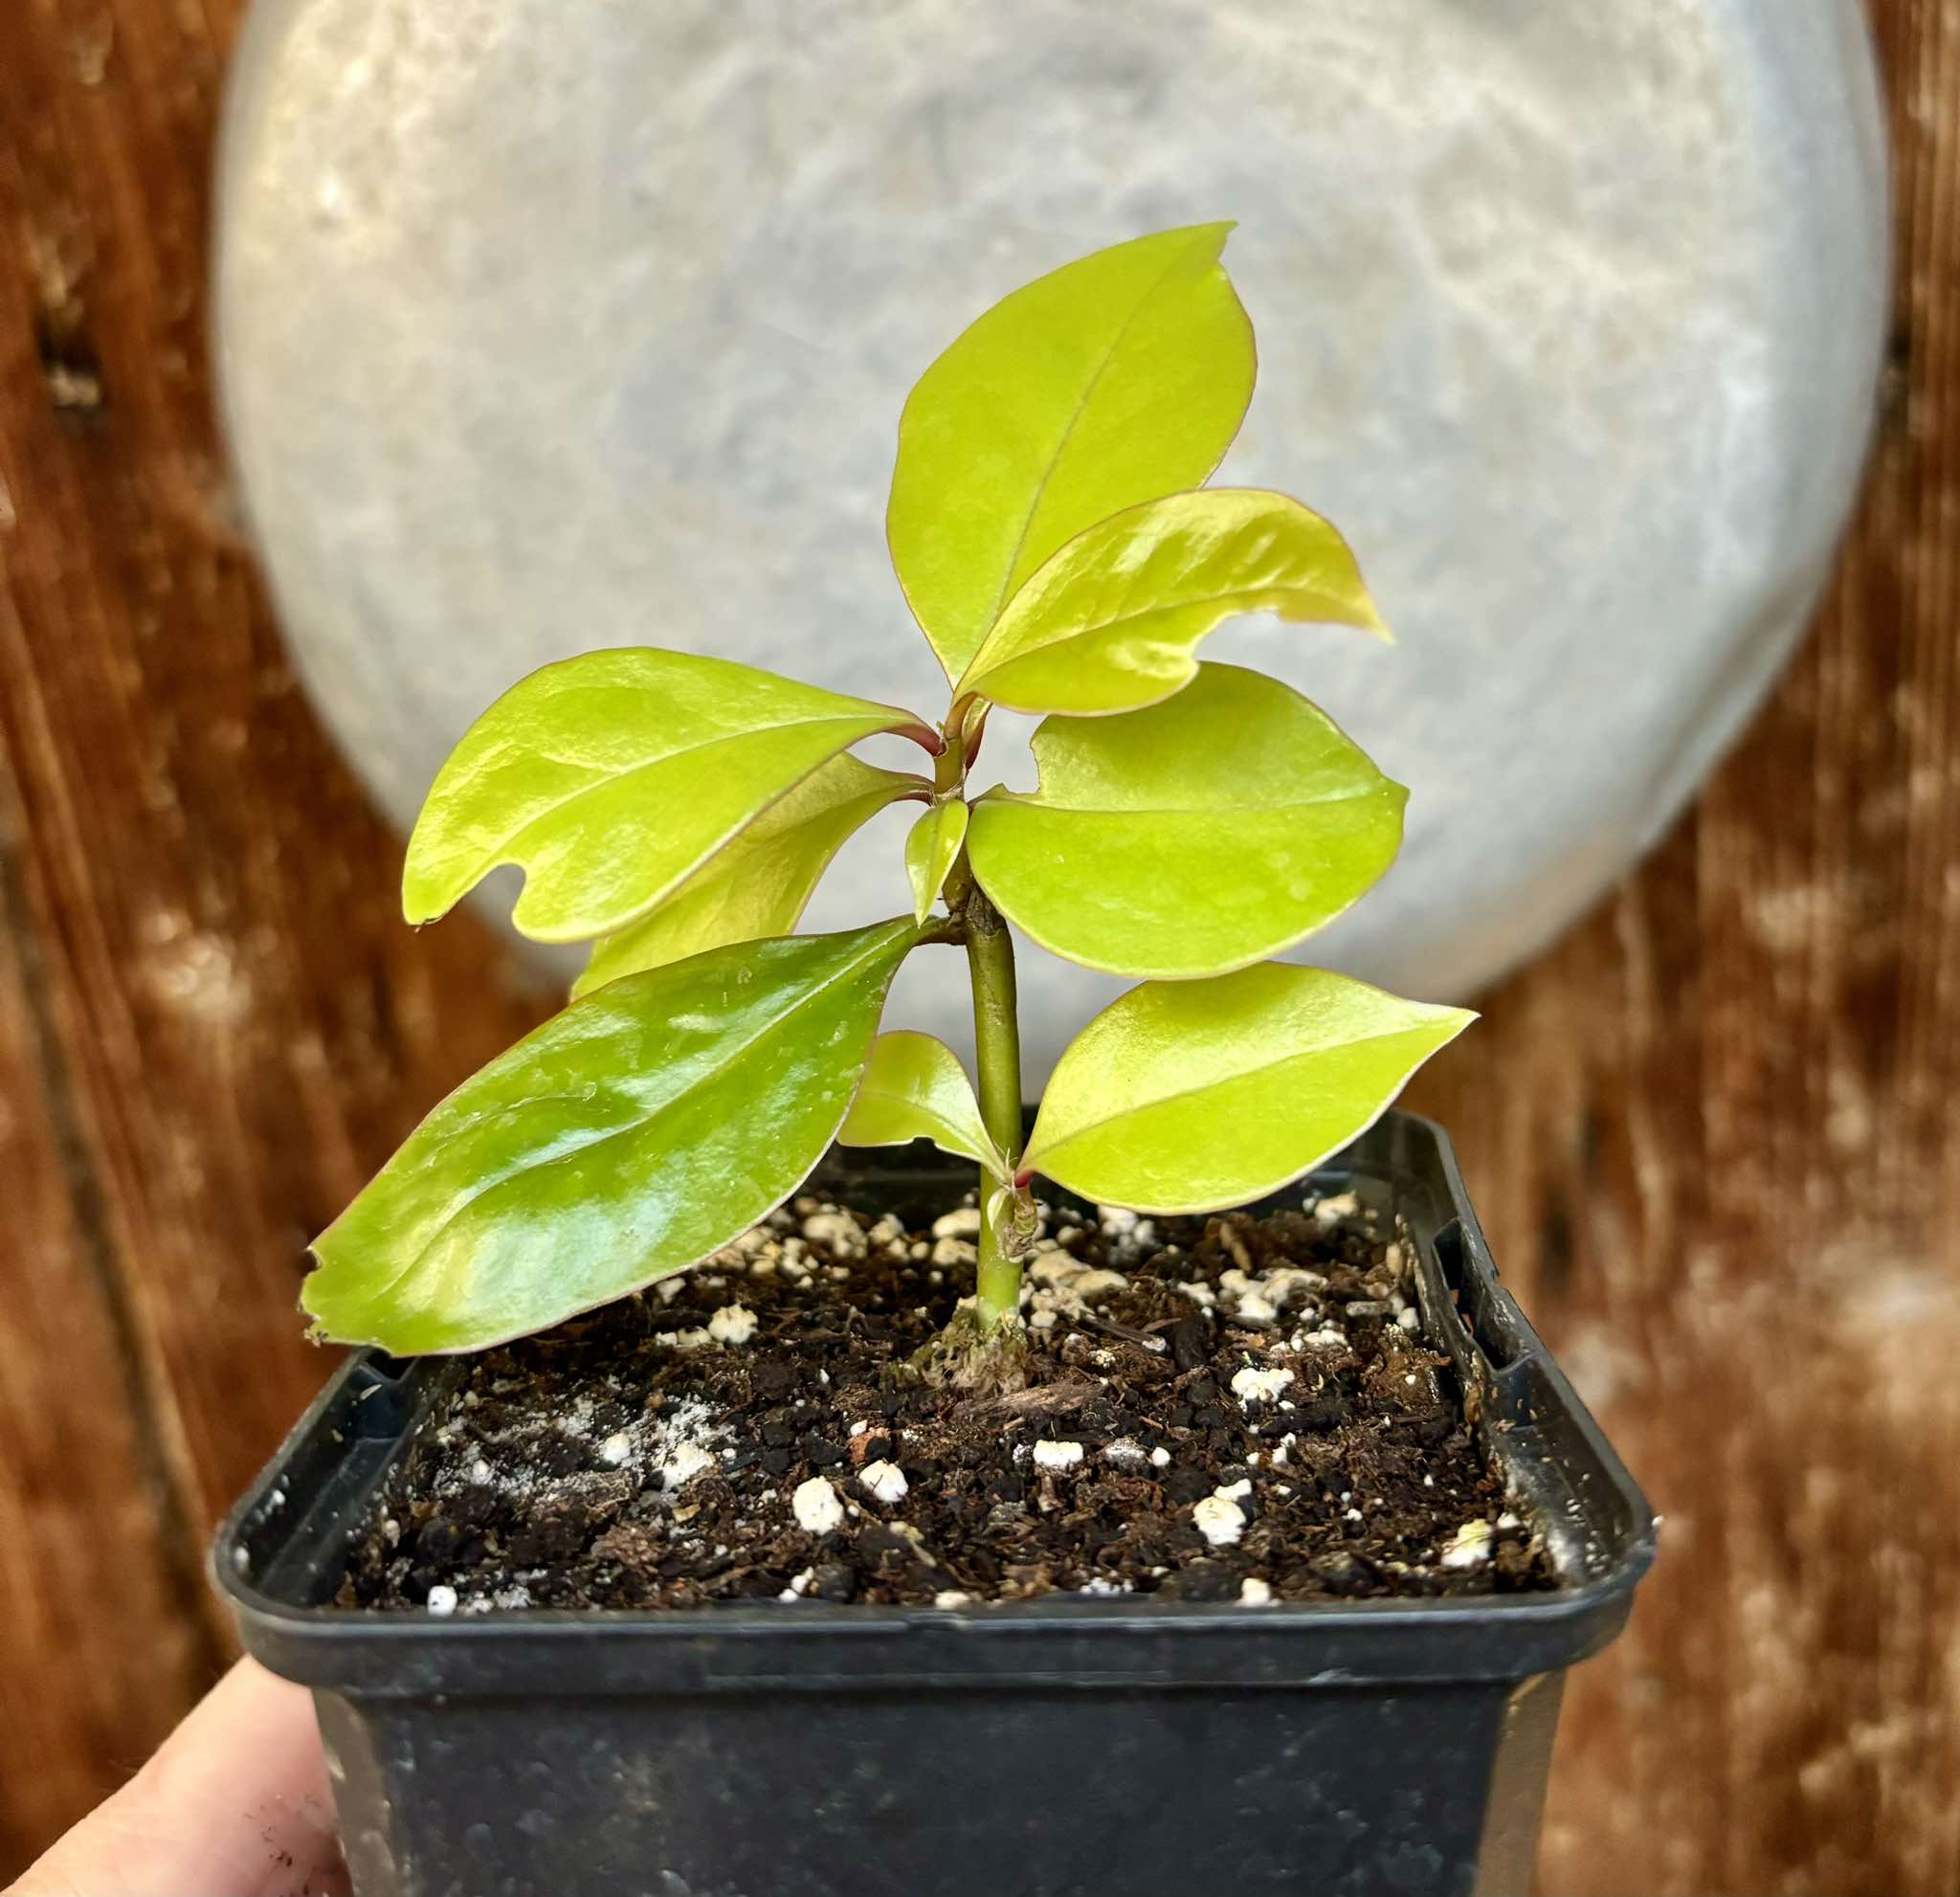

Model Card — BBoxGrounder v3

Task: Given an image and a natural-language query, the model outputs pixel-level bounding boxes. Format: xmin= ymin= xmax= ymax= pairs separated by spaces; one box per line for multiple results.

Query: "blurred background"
xmin=0 ymin=1 xmax=1953 ymax=1891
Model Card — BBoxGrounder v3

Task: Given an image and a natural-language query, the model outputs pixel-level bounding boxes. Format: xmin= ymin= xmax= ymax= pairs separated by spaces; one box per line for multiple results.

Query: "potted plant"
xmin=218 ymin=226 xmax=1654 ymax=1897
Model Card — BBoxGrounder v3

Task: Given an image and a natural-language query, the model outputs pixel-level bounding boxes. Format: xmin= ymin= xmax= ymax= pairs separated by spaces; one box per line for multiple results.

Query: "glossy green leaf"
xmin=1023 ymin=964 xmax=1475 ymax=1214
xmin=958 ymin=489 xmax=1387 ymax=716
xmin=403 ymin=649 xmax=932 ymax=944
xmin=572 ymin=756 xmax=918 ymax=997
xmin=903 ymin=798 xmax=969 ymax=924
xmin=303 ymin=921 xmax=918 ymax=1352
xmin=887 ymin=224 xmax=1254 ymax=682
xmin=967 ymin=664 xmax=1406 ymax=979
xmin=839 ymin=1031 xmax=1006 ymax=1178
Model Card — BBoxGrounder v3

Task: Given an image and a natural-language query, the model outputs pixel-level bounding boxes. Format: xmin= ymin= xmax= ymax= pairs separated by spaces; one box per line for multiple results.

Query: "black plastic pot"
xmin=216 ymin=1111 xmax=1654 ymax=1897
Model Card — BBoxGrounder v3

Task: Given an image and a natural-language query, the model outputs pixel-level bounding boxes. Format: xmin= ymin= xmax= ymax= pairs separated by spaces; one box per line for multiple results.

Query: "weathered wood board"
xmin=0 ymin=3 xmax=1953 ymax=1888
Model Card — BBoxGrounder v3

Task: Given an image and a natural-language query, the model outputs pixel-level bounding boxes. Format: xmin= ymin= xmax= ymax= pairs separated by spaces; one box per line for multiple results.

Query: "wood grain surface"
xmin=0 ymin=2 xmax=1953 ymax=1889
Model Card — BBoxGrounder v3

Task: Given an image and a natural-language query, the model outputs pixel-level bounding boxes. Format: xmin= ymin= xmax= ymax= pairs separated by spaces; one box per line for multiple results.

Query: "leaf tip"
xmin=1182 ymin=218 xmax=1237 ymax=257
xmin=399 ymin=882 xmax=443 ymax=928
xmin=1420 ymin=1004 xmax=1480 ymax=1057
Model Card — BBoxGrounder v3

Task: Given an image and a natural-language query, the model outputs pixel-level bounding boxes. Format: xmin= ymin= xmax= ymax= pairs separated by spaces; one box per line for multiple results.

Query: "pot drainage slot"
xmin=1434 ymin=1219 xmax=1523 ymax=1371
xmin=343 ymin=1356 xmax=415 ymax=1439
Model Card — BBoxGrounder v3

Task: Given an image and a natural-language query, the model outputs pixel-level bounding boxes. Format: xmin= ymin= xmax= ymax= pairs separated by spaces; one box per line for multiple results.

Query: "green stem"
xmin=961 ymin=875 xmax=1025 ymax=1328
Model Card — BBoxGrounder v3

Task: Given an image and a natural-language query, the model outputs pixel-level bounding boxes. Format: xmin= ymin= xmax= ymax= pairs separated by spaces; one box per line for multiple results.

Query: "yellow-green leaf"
xmin=572 ymin=756 xmax=918 ymax=996
xmin=1023 ymin=965 xmax=1475 ymax=1214
xmin=887 ymin=224 xmax=1254 ymax=682
xmin=303 ymin=921 xmax=919 ymax=1353
xmin=903 ymin=798 xmax=969 ymax=924
xmin=403 ymin=649 xmax=931 ymax=944
xmin=839 ymin=1031 xmax=1006 ymax=1178
xmin=958 ymin=489 xmax=1387 ymax=716
xmin=967 ymin=664 xmax=1406 ymax=979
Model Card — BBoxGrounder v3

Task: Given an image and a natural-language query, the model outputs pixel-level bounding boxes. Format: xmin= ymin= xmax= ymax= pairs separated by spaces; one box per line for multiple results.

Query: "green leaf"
xmin=403 ymin=649 xmax=933 ymax=944
xmin=887 ymin=224 xmax=1254 ymax=682
xmin=839 ymin=1031 xmax=1006 ymax=1178
xmin=572 ymin=756 xmax=918 ymax=996
xmin=903 ymin=798 xmax=969 ymax=924
xmin=1023 ymin=964 xmax=1474 ymax=1214
xmin=303 ymin=921 xmax=918 ymax=1352
xmin=967 ymin=664 xmax=1406 ymax=979
xmin=958 ymin=489 xmax=1387 ymax=716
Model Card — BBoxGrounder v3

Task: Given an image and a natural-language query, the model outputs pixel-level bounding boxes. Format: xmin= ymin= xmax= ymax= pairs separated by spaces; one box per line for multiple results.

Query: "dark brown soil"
xmin=338 ymin=1189 xmax=1553 ymax=1612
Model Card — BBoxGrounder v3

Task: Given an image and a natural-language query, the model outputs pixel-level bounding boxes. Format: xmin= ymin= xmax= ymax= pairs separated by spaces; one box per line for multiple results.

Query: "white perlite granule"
xmin=650 ymin=1396 xmax=728 ymax=1497
xmin=858 ymin=1460 xmax=908 ymax=1505
xmin=791 ymin=1477 xmax=844 ymax=1534
xmin=1192 ymin=1493 xmax=1246 ymax=1549
xmin=424 ymin=1585 xmax=458 ymax=1617
xmin=661 ymin=1441 xmax=715 ymax=1489
xmin=1441 ymin=1520 xmax=1496 ymax=1570
xmin=801 ymin=1210 xmax=867 ymax=1257
xmin=708 ymin=1304 xmax=758 ymax=1347
xmin=1230 ymin=1366 xmax=1295 ymax=1409
xmin=1033 ymin=1439 xmax=1084 ymax=1472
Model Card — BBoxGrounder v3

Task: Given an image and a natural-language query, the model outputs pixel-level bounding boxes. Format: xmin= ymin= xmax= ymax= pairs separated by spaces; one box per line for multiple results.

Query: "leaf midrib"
xmin=442 ymin=709 xmax=896 ymax=878
xmin=341 ymin=927 xmax=908 ymax=1310
xmin=580 ymin=783 xmax=902 ymax=984
xmin=995 ymin=782 xmax=1391 ymax=819
xmin=974 ymin=570 xmax=1345 ymax=681
xmin=982 ymin=233 xmax=1210 ymax=635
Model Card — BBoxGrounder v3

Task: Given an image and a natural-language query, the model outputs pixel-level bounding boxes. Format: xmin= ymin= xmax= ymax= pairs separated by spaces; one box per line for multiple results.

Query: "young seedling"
xmin=303 ymin=225 xmax=1473 ymax=1372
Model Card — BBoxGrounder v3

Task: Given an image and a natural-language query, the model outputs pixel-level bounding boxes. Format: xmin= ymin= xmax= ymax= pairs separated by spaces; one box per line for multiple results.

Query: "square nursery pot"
xmin=216 ymin=1110 xmax=1654 ymax=1897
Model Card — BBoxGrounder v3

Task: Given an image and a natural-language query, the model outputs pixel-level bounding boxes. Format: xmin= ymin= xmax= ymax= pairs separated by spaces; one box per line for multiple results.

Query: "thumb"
xmin=8 ymin=1659 xmax=346 ymax=1897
